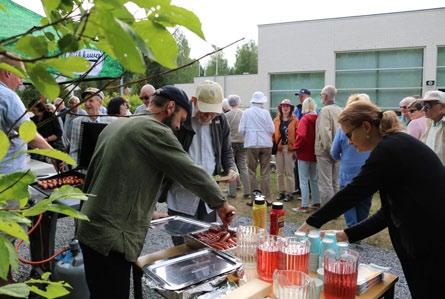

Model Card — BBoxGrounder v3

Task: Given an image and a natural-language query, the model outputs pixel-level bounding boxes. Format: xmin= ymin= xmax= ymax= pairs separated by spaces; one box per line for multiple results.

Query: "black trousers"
xmin=80 ymin=242 xmax=133 ymax=299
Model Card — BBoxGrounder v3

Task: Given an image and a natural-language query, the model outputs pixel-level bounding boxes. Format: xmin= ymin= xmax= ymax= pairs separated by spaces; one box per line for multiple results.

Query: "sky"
xmin=12 ymin=0 xmax=445 ymax=66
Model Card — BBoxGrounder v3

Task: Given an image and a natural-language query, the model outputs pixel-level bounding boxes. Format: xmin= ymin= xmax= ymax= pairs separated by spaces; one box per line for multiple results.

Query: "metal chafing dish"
xmin=143 ymin=248 xmax=242 ymax=292
xmin=150 ymin=216 xmax=211 ymax=236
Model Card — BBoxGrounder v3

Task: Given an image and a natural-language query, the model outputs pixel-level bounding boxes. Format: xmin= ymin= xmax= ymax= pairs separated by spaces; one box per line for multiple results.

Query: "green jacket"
xmin=77 ymin=115 xmax=225 ymax=262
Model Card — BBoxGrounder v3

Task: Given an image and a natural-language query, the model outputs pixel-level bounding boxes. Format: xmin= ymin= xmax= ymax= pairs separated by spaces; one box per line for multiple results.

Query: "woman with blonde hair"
xmin=273 ymin=99 xmax=298 ymax=201
xmin=293 ymin=97 xmax=321 ymax=212
xmin=298 ymin=99 xmax=445 ymax=297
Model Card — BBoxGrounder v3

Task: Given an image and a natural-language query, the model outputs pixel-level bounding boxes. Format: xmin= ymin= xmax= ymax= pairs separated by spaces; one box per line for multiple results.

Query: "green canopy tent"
xmin=0 ymin=0 xmax=124 ymax=82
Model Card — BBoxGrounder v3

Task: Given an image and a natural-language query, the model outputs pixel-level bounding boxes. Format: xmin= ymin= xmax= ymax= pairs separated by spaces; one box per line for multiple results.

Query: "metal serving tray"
xmin=150 ymin=216 xmax=211 ymax=237
xmin=184 ymin=227 xmax=237 ymax=256
xmin=143 ymin=248 xmax=241 ymax=291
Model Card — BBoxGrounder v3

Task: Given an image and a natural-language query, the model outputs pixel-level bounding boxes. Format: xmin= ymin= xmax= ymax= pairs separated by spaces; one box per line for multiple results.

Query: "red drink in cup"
xmin=256 ymin=235 xmax=281 ymax=281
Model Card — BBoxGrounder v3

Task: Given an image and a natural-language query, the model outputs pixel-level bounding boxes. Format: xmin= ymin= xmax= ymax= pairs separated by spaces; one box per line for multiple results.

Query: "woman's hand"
xmin=320 ymin=230 xmax=349 ymax=242
xmin=296 ymin=222 xmax=316 ymax=234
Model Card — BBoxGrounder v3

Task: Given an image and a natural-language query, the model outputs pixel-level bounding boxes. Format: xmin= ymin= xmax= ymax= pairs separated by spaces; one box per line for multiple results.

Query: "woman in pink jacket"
xmin=293 ymin=98 xmax=321 ymax=213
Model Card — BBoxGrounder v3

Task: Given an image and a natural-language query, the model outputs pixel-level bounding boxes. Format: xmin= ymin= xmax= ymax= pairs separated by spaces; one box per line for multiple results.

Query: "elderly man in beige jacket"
xmin=315 ymin=85 xmax=342 ymax=205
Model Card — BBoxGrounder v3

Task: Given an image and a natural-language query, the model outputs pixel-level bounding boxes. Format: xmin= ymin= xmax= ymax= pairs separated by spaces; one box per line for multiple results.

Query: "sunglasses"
xmin=345 ymin=126 xmax=360 ymax=140
xmin=422 ymin=101 xmax=440 ymax=111
xmin=399 ymin=106 xmax=408 ymax=109
xmin=409 ymin=109 xmax=419 ymax=113
xmin=140 ymin=96 xmax=151 ymax=101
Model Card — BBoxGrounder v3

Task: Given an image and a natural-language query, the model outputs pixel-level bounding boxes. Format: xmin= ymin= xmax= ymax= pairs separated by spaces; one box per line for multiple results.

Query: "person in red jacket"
xmin=293 ymin=98 xmax=321 ymax=212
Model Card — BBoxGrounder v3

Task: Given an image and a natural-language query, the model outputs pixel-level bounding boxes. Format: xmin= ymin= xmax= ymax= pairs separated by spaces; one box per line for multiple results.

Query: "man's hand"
xmin=217 ymin=201 xmax=236 ymax=226
xmin=152 ymin=211 xmax=169 ymax=220
xmin=217 ymin=169 xmax=238 ymax=183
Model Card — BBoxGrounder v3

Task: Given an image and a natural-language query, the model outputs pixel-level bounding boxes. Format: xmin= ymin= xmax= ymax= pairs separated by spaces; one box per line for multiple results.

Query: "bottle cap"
xmin=254 ymin=198 xmax=265 ymax=205
xmin=272 ymin=202 xmax=283 ymax=209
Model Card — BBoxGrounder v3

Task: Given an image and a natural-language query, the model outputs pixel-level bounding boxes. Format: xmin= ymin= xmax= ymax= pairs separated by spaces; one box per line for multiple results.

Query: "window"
xmin=336 ymin=49 xmax=423 ymax=108
xmin=270 ymin=72 xmax=325 ymax=112
xmin=437 ymin=47 xmax=445 ymax=89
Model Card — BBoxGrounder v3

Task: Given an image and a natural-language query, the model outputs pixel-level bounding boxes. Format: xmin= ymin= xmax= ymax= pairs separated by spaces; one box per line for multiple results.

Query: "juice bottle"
xmin=269 ymin=202 xmax=285 ymax=235
xmin=252 ymin=196 xmax=267 ymax=229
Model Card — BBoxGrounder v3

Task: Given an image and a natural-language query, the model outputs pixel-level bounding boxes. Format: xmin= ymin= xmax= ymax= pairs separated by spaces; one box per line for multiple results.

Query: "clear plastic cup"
xmin=235 ymin=226 xmax=265 ymax=266
xmin=324 ymin=248 xmax=359 ymax=299
xmin=257 ymin=234 xmax=281 ymax=281
xmin=273 ymin=270 xmax=316 ymax=299
xmin=279 ymin=237 xmax=310 ymax=274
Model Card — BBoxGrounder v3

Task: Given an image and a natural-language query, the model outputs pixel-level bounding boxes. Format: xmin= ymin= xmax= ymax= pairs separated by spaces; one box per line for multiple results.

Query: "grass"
xmin=221 ymin=170 xmax=393 ymax=250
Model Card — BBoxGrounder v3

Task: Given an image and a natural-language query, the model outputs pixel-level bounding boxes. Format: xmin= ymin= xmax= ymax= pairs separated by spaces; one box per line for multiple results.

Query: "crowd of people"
xmin=2 ymin=48 xmax=445 ymax=297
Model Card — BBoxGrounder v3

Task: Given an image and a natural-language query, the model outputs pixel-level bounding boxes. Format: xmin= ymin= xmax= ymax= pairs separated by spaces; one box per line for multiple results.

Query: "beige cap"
xmin=195 ymin=80 xmax=223 ymax=113
xmin=82 ymin=87 xmax=104 ymax=101
xmin=421 ymin=90 xmax=445 ymax=103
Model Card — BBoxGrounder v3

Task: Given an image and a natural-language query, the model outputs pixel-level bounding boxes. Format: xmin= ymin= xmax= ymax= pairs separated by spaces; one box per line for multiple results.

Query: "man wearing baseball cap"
xmin=294 ymin=88 xmax=312 ymax=119
xmin=165 ymin=80 xmax=237 ymax=244
xmin=420 ymin=90 xmax=445 ymax=164
xmin=77 ymin=84 xmax=236 ymax=297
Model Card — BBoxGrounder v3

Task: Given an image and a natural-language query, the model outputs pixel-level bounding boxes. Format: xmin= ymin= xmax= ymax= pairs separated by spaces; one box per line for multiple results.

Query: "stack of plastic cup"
xmin=294 ymin=231 xmax=308 ymax=241
xmin=308 ymin=230 xmax=321 ymax=273
xmin=319 ymin=238 xmax=336 ymax=269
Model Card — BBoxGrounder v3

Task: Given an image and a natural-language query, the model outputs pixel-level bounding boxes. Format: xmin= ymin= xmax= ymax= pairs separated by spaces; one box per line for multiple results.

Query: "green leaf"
xmin=44 ymin=32 xmax=55 ymax=41
xmin=0 ymin=235 xmax=18 ymax=273
xmin=0 ymin=212 xmax=31 ymax=225
xmin=0 ymin=131 xmax=10 ymax=162
xmin=26 ymin=149 xmax=76 ymax=166
xmin=18 ymin=121 xmax=37 ymax=143
xmin=133 ymin=20 xmax=178 ymax=68
xmin=0 ymin=238 xmax=9 ymax=280
xmin=42 ymin=0 xmax=61 ymax=21
xmin=25 ymin=63 xmax=60 ymax=100
xmin=93 ymin=11 xmax=145 ymax=73
xmin=44 ymin=283 xmax=70 ymax=298
xmin=47 ymin=204 xmax=89 ymax=221
xmin=0 ymin=3 xmax=5 ymax=12
xmin=0 ymin=171 xmax=35 ymax=203
xmin=46 ymin=56 xmax=90 ymax=77
xmin=29 ymin=280 xmax=71 ymax=298
xmin=0 ymin=283 xmax=29 ymax=298
xmin=41 ymin=272 xmax=51 ymax=280
xmin=22 ymin=198 xmax=51 ymax=217
xmin=49 ymin=185 xmax=88 ymax=201
xmin=57 ymin=34 xmax=79 ymax=53
xmin=155 ymin=5 xmax=205 ymax=40
xmin=16 ymin=35 xmax=48 ymax=57
xmin=0 ymin=219 xmax=28 ymax=241
xmin=0 ymin=63 xmax=25 ymax=78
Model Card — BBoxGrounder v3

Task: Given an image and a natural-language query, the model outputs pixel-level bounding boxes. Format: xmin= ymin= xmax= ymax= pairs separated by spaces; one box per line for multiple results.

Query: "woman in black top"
xmin=30 ymin=102 xmax=64 ymax=151
xmin=298 ymin=100 xmax=445 ymax=298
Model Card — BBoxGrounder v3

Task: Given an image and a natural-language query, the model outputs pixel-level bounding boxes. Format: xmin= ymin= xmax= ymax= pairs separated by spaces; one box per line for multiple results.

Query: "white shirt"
xmin=167 ymin=111 xmax=215 ymax=216
xmin=239 ymin=104 xmax=275 ymax=148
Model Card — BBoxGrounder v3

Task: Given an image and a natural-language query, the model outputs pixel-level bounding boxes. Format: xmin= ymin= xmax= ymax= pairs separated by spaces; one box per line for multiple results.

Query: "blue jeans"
xmin=342 ymin=185 xmax=372 ymax=227
xmin=297 ymin=160 xmax=320 ymax=208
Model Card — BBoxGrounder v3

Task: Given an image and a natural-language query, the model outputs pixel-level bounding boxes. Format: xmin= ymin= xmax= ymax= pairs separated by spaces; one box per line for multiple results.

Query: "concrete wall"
xmin=258 ymin=8 xmax=445 ymax=106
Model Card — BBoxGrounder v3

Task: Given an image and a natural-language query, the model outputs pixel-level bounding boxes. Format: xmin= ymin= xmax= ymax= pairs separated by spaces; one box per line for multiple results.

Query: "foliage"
xmin=0 ymin=0 xmax=205 ymax=297
xmin=233 ymin=40 xmax=258 ymax=75
xmin=205 ymin=51 xmax=231 ymax=76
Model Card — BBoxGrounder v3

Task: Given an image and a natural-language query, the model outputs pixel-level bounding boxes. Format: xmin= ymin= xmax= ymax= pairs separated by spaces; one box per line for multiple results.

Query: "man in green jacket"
xmin=77 ymin=85 xmax=236 ymax=298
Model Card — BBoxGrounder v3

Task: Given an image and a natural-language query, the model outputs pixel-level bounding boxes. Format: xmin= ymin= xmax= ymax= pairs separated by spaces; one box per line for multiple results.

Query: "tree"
xmin=205 ymin=51 xmax=231 ymax=76
xmin=233 ymin=40 xmax=258 ymax=75
xmin=0 ymin=0 xmax=204 ymax=297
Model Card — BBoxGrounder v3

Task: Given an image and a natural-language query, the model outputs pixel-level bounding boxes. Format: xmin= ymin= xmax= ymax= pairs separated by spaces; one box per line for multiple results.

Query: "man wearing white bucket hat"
xmin=239 ymin=91 xmax=275 ymax=204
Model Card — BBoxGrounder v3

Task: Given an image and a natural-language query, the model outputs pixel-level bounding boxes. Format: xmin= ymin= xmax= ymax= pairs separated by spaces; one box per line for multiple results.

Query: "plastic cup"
xmin=273 ymin=270 xmax=316 ymax=299
xmin=235 ymin=226 xmax=265 ymax=266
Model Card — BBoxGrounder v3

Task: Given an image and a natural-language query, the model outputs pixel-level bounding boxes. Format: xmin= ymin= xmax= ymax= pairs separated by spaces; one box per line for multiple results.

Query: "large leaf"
xmin=0 ymin=283 xmax=29 ymax=298
xmin=18 ymin=121 xmax=37 ymax=143
xmin=0 ymin=235 xmax=18 ymax=274
xmin=25 ymin=63 xmax=60 ymax=100
xmin=46 ymin=56 xmax=90 ymax=77
xmin=0 ymin=63 xmax=25 ymax=78
xmin=22 ymin=198 xmax=51 ymax=217
xmin=0 ymin=171 xmax=35 ymax=203
xmin=49 ymin=185 xmax=88 ymax=201
xmin=16 ymin=35 xmax=48 ymax=58
xmin=93 ymin=11 xmax=145 ymax=73
xmin=154 ymin=5 xmax=205 ymax=40
xmin=0 ymin=211 xmax=31 ymax=225
xmin=133 ymin=20 xmax=178 ymax=68
xmin=47 ymin=204 xmax=89 ymax=221
xmin=26 ymin=149 xmax=76 ymax=166
xmin=57 ymin=34 xmax=79 ymax=53
xmin=42 ymin=0 xmax=61 ymax=20
xmin=0 ymin=131 xmax=10 ymax=162
xmin=0 ymin=238 xmax=9 ymax=280
xmin=28 ymin=280 xmax=71 ymax=298
xmin=0 ymin=220 xmax=28 ymax=241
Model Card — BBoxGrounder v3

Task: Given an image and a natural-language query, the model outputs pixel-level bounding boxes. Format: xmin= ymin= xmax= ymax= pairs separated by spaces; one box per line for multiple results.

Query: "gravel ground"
xmin=14 ymin=203 xmax=410 ymax=299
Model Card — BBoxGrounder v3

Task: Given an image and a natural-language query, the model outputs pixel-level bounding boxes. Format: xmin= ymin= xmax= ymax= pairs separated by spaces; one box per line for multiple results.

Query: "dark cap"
xmin=155 ymin=85 xmax=191 ymax=115
xmin=294 ymin=88 xmax=311 ymax=96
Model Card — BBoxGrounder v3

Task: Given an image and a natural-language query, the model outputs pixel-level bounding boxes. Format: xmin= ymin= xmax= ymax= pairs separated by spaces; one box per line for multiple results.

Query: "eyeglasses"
xmin=345 ymin=126 xmax=360 ymax=140
xmin=140 ymin=95 xmax=151 ymax=101
xmin=399 ymin=106 xmax=408 ymax=109
xmin=422 ymin=101 xmax=440 ymax=111
xmin=409 ymin=109 xmax=418 ymax=113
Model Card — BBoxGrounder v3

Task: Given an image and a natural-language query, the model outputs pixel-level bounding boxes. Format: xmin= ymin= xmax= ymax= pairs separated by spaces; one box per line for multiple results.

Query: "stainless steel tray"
xmin=150 ymin=216 xmax=211 ymax=236
xmin=184 ymin=227 xmax=237 ymax=256
xmin=143 ymin=248 xmax=241 ymax=291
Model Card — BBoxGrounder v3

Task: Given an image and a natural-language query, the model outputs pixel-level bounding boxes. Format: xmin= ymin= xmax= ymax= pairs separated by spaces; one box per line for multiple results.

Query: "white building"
xmin=179 ymin=8 xmax=445 ymax=110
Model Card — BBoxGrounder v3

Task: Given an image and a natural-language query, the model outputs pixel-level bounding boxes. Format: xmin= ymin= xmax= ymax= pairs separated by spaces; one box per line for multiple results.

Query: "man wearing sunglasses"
xmin=420 ymin=90 xmax=445 ymax=164
xmin=134 ymin=84 xmax=155 ymax=114
xmin=398 ymin=96 xmax=416 ymax=126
